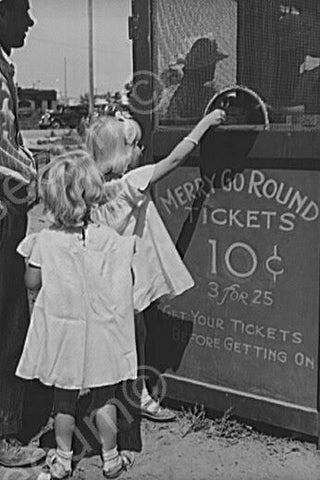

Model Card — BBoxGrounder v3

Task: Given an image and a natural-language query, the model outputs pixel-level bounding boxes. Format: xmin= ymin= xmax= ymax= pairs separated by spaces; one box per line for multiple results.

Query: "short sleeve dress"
xmin=15 ymin=223 xmax=137 ymax=390
xmin=91 ymin=165 xmax=194 ymax=313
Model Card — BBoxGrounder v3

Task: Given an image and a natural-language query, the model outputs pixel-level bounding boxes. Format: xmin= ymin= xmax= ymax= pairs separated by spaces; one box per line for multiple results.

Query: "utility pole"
xmin=88 ymin=0 xmax=94 ymax=115
xmin=64 ymin=56 xmax=68 ymax=101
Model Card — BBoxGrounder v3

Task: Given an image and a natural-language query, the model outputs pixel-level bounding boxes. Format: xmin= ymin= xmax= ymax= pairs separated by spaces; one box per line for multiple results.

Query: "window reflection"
xmin=154 ymin=0 xmax=320 ymax=127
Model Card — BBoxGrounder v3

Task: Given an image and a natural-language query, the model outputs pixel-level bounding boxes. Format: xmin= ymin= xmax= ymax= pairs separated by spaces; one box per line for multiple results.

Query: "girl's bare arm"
xmin=150 ymin=109 xmax=226 ymax=184
xmin=25 ymin=264 xmax=42 ymax=290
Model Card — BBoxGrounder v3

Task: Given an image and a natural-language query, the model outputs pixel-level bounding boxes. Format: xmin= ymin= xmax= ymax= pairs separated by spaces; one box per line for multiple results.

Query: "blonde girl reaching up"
xmin=15 ymin=153 xmax=136 ymax=479
xmin=87 ymin=108 xmax=225 ymax=421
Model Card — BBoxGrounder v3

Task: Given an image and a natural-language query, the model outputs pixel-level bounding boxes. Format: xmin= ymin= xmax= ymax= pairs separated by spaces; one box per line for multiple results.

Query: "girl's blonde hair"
xmin=39 ymin=151 xmax=103 ymax=228
xmin=85 ymin=116 xmax=142 ymax=175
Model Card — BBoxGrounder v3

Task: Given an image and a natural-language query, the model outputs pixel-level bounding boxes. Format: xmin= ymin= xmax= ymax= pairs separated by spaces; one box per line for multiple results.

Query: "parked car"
xmin=38 ymin=105 xmax=88 ymax=129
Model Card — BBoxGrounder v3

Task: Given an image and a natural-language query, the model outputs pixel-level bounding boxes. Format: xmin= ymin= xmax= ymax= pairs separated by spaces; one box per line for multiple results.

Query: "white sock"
xmin=102 ymin=446 xmax=120 ymax=471
xmin=141 ymin=382 xmax=150 ymax=403
xmin=56 ymin=448 xmax=72 ymax=471
xmin=141 ymin=383 xmax=153 ymax=407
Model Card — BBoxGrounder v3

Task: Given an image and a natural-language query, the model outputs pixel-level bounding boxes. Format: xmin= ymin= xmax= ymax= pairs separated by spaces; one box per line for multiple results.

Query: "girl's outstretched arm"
xmin=150 ymin=109 xmax=226 ymax=184
xmin=25 ymin=264 xmax=42 ymax=290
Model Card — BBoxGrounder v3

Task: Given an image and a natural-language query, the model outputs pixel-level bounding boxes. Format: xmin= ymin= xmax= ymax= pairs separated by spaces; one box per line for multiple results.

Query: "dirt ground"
xmin=1 ymin=410 xmax=320 ymax=480
xmin=1 ymin=137 xmax=320 ymax=480
xmin=74 ymin=418 xmax=320 ymax=480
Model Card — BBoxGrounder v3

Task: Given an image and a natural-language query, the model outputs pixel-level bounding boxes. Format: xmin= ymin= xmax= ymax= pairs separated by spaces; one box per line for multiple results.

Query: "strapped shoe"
xmin=0 ymin=437 xmax=46 ymax=468
xmin=140 ymin=398 xmax=176 ymax=422
xmin=36 ymin=449 xmax=72 ymax=480
xmin=103 ymin=451 xmax=135 ymax=479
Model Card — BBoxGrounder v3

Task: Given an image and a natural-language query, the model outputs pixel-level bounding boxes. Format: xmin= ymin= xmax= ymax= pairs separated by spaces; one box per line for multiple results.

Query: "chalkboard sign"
xmin=152 ymin=132 xmax=320 ymax=418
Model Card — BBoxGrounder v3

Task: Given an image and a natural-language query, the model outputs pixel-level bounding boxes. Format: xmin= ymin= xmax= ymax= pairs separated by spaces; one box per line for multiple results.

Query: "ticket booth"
xmin=130 ymin=0 xmax=320 ymax=440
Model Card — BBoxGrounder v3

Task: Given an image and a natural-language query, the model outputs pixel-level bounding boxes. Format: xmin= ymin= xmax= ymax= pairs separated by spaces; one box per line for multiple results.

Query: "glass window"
xmin=153 ymin=0 xmax=320 ymax=128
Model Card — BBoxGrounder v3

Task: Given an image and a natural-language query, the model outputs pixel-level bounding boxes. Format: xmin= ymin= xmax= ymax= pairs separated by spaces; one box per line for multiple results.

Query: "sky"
xmin=12 ymin=0 xmax=132 ymax=100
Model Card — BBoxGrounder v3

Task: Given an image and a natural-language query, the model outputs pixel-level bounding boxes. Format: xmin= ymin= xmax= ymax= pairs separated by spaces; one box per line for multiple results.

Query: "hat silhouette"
xmin=184 ymin=37 xmax=228 ymax=70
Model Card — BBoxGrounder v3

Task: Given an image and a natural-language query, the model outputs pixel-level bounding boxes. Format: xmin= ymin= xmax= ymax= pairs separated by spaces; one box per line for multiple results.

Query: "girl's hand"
xmin=203 ymin=108 xmax=226 ymax=127
xmin=151 ymin=108 xmax=226 ymax=184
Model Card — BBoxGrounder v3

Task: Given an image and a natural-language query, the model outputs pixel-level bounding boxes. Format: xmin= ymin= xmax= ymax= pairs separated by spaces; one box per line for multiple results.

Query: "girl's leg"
xmin=54 ymin=388 xmax=78 ymax=452
xmin=95 ymin=403 xmax=117 ymax=451
xmin=55 ymin=413 xmax=75 ymax=452
xmin=134 ymin=312 xmax=150 ymax=403
xmin=92 ymin=385 xmax=117 ymax=452
xmin=91 ymin=386 xmax=134 ymax=478
xmin=135 ymin=311 xmax=176 ymax=422
xmin=42 ymin=388 xmax=79 ymax=478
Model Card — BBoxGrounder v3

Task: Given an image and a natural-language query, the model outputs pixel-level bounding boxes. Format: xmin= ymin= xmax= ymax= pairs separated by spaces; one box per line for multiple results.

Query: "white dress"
xmin=91 ymin=164 xmax=195 ymax=312
xmin=16 ymin=223 xmax=137 ymax=390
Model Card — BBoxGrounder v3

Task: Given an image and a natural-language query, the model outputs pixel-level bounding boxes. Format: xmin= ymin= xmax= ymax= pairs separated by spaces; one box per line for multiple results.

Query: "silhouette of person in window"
xmin=278 ymin=7 xmax=320 ymax=113
xmin=293 ymin=10 xmax=320 ymax=113
xmin=165 ymin=37 xmax=228 ymax=124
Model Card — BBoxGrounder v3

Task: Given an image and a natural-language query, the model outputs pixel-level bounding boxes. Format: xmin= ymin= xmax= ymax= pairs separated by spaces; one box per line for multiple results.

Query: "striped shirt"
xmin=0 ymin=48 xmax=36 ymax=185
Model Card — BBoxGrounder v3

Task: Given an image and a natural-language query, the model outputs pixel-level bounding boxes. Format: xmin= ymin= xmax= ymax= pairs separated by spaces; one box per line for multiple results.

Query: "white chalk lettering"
xmin=247 ymin=210 xmax=260 ymax=228
xmin=294 ymin=352 xmax=315 ymax=369
xmin=208 ymin=239 xmax=285 ymax=284
xmin=262 ymin=178 xmax=278 ymax=199
xmin=279 ymin=212 xmax=295 ymax=231
xmin=183 ymin=181 xmax=197 ymax=202
xmin=202 ymin=173 xmax=216 ymax=195
xmin=260 ymin=211 xmax=277 ymax=229
xmin=160 ymin=169 xmax=318 ymax=223
xmin=265 ymin=245 xmax=284 ymax=284
xmin=276 ymin=182 xmax=293 ymax=205
xmin=172 ymin=327 xmax=189 ymax=343
xmin=174 ymin=185 xmax=188 ymax=206
xmin=233 ymin=172 xmax=245 ymax=192
xmin=225 ymin=242 xmax=258 ymax=279
xmin=189 ymin=333 xmax=221 ymax=349
xmin=208 ymin=239 xmax=217 ymax=274
xmin=223 ymin=336 xmax=288 ymax=363
xmin=248 ymin=170 xmax=265 ymax=197
xmin=162 ymin=305 xmax=188 ymax=320
xmin=191 ymin=309 xmax=225 ymax=330
xmin=208 ymin=281 xmax=275 ymax=307
xmin=301 ymin=201 xmax=319 ymax=221
xmin=160 ymin=188 xmax=179 ymax=214
xmin=202 ymin=207 xmax=296 ymax=231
xmin=228 ymin=209 xmax=245 ymax=228
xmin=221 ymin=168 xmax=232 ymax=191
xmin=211 ymin=208 xmax=227 ymax=226
xmin=248 ymin=170 xmax=318 ymax=221
xmin=229 ymin=318 xmax=303 ymax=344
xmin=287 ymin=190 xmax=308 ymax=214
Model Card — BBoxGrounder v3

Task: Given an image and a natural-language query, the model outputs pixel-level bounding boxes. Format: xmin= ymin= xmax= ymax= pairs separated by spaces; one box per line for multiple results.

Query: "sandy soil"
xmin=78 ymin=419 xmax=320 ymax=480
xmin=1 ymin=413 xmax=320 ymax=480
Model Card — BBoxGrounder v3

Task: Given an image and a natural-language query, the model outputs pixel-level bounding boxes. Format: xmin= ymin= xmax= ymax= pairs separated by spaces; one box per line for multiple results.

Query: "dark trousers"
xmin=0 ymin=178 xmax=29 ymax=437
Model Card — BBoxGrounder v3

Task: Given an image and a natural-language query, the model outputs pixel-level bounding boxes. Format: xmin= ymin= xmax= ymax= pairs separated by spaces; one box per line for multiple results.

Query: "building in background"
xmin=17 ymin=87 xmax=58 ymax=116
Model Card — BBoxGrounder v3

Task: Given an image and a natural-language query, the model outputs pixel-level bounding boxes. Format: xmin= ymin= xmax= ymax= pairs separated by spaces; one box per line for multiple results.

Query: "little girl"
xmin=15 ymin=153 xmax=136 ymax=479
xmin=87 ymin=108 xmax=225 ymax=420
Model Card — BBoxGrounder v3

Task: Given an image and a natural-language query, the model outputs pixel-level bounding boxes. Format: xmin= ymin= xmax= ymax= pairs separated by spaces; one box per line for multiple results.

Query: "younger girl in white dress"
xmin=16 ymin=154 xmax=136 ymax=479
xmin=87 ymin=108 xmax=225 ymax=420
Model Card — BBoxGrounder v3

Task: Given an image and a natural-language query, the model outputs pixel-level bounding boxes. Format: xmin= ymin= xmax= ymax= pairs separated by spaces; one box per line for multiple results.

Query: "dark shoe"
xmin=103 ymin=451 xmax=135 ymax=479
xmin=0 ymin=437 xmax=46 ymax=467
